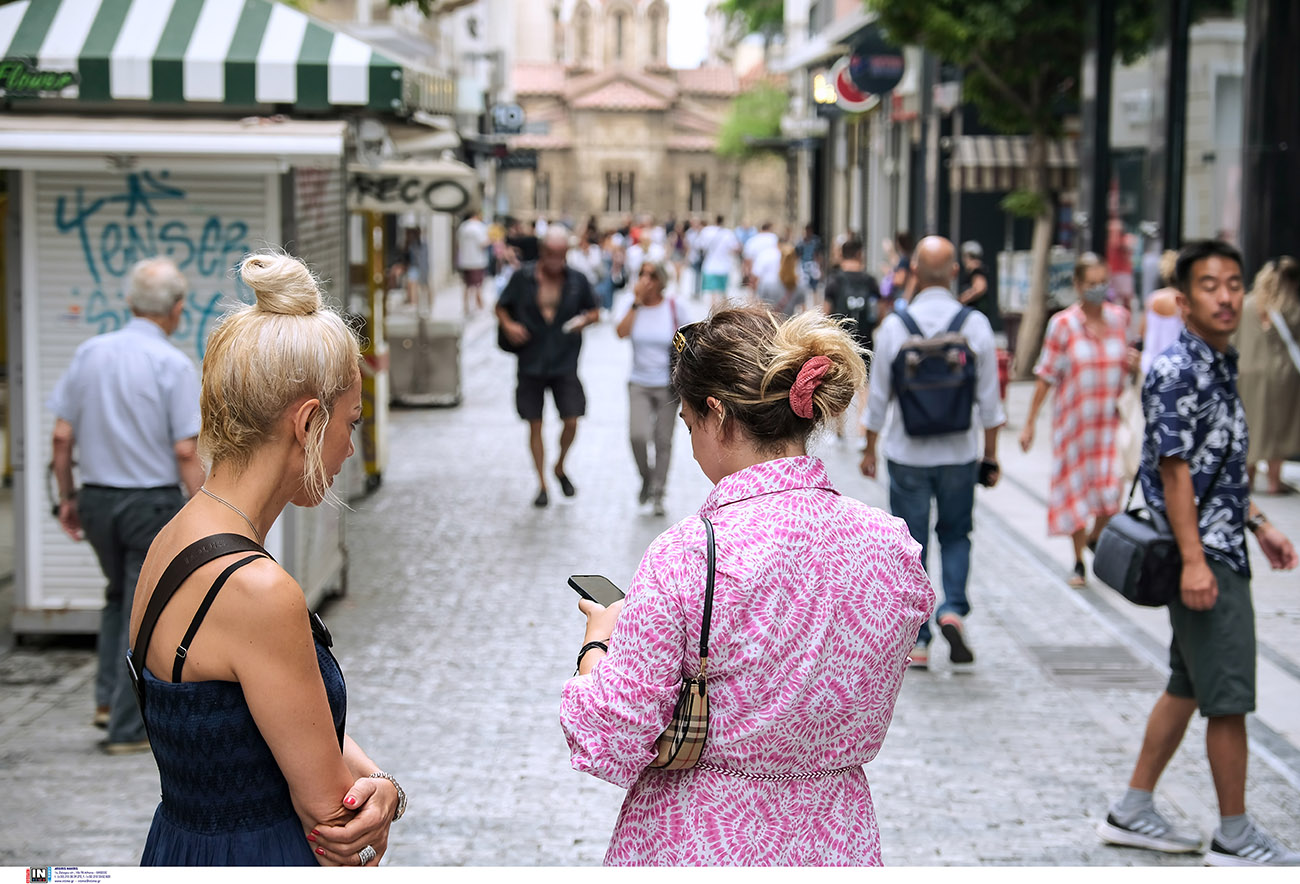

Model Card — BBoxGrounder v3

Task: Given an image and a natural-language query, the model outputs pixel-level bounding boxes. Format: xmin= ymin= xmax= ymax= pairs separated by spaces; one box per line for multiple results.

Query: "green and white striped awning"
xmin=0 ymin=0 xmax=452 ymax=114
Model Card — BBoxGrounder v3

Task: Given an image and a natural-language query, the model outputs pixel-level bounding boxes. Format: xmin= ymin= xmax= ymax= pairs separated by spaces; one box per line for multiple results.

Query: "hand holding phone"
xmin=568 ymin=574 xmax=625 ymax=607
xmin=978 ymin=458 xmax=1000 ymax=488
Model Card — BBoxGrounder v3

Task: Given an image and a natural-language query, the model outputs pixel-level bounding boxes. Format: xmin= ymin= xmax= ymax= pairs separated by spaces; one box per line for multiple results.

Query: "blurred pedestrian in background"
xmin=561 ymin=306 xmax=933 ymax=865
xmin=754 ymin=244 xmax=807 ymax=318
xmin=795 ymin=223 xmax=823 ymax=298
xmin=456 ymin=210 xmax=490 ymax=315
xmin=128 ymin=252 xmax=404 ymax=865
xmin=1234 ymin=256 xmax=1300 ymax=495
xmin=614 ymin=258 xmax=679 ymax=517
xmin=399 ymin=226 xmax=427 ymax=307
xmin=1140 ymin=250 xmax=1184 ymax=377
xmin=958 ymin=241 xmax=1000 ymax=333
xmin=822 ymin=236 xmax=880 ymax=447
xmin=49 ymin=257 xmax=204 ymax=754
xmin=1019 ymin=253 xmax=1138 ymax=587
xmin=889 ymin=230 xmax=916 ymax=309
xmin=698 ymin=214 xmax=739 ymax=307
xmin=496 ymin=228 xmax=601 ymax=508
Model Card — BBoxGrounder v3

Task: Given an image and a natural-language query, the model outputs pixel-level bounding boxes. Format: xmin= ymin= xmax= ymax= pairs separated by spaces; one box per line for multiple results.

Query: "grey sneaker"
xmin=1097 ymin=807 xmax=1205 ymax=854
xmin=1206 ymin=822 xmax=1300 ymax=866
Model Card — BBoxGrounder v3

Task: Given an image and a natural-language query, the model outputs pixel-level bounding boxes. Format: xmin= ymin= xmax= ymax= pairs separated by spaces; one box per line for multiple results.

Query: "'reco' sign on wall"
xmin=347 ymin=160 xmax=479 ymax=216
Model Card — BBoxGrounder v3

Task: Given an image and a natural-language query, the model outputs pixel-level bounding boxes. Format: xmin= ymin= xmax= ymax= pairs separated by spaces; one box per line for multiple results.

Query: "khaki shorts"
xmin=1166 ymin=557 xmax=1256 ymax=717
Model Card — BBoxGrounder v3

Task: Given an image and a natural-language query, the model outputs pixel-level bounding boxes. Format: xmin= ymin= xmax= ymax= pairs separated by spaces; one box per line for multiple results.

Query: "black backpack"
xmin=830 ymin=270 xmax=880 ymax=343
xmin=890 ymin=306 xmax=978 ymax=437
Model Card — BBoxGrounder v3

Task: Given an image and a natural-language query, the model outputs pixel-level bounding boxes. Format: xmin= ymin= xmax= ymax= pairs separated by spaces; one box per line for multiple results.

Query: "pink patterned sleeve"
xmin=559 ymin=529 xmax=699 ymax=789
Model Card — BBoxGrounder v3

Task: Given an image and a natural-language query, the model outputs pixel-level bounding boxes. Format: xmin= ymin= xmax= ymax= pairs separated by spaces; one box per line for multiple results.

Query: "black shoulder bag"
xmin=1094 ymin=458 xmax=1227 ymax=607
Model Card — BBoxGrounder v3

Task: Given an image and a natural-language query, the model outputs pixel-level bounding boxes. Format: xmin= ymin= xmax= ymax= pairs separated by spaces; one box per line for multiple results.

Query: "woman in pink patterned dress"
xmin=560 ymin=306 xmax=935 ymax=866
xmin=1019 ymin=253 xmax=1140 ymax=586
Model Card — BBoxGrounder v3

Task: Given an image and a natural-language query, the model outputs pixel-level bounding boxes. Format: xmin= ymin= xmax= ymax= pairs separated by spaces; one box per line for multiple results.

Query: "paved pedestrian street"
xmin=2 ymin=302 xmax=1298 ymax=867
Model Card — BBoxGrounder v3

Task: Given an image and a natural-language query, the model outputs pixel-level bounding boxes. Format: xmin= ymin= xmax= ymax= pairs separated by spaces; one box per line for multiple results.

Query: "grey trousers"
xmin=628 ymin=383 xmax=678 ymax=502
xmin=79 ymin=485 xmax=185 ymax=743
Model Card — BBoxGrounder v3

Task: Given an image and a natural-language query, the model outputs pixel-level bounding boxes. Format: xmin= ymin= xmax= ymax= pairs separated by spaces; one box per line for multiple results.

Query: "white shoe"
xmin=1206 ymin=822 xmax=1300 ymax=866
xmin=1097 ymin=807 xmax=1204 ymax=854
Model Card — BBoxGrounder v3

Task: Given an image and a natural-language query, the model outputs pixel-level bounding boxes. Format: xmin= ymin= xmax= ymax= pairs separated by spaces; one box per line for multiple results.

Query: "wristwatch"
xmin=1246 ymin=512 xmax=1268 ymax=534
xmin=368 ymin=771 xmax=406 ymax=821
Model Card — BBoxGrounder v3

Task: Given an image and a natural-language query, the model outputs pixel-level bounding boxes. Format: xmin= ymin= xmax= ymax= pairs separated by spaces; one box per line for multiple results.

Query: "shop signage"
xmin=847 ymin=29 xmax=905 ymax=95
xmin=831 ymin=57 xmax=877 ymax=113
xmin=347 ymin=160 xmax=479 ymax=215
xmin=0 ymin=58 xmax=79 ymax=96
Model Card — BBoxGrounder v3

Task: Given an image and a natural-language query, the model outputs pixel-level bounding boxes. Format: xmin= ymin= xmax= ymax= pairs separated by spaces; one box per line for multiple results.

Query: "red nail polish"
xmin=316 ymin=848 xmax=325 ymax=856
xmin=307 ymin=834 xmax=316 ymax=842
xmin=345 ymin=796 xmax=356 ymax=806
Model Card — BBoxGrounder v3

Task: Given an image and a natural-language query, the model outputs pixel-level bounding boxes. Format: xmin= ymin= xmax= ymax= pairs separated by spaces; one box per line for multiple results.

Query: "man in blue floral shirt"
xmin=1097 ymin=240 xmax=1299 ymax=866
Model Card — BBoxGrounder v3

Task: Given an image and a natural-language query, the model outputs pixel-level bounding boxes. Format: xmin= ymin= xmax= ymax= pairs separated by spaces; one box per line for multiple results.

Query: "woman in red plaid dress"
xmin=1020 ymin=253 xmax=1140 ymax=586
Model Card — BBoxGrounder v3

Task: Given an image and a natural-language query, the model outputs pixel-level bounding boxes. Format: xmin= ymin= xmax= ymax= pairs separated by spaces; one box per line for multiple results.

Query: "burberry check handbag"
xmin=649 ymin=516 xmax=717 ymax=770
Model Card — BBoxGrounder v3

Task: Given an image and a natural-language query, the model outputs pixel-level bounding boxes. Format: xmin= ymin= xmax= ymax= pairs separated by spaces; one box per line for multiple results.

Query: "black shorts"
xmin=516 ymin=373 xmax=587 ymax=421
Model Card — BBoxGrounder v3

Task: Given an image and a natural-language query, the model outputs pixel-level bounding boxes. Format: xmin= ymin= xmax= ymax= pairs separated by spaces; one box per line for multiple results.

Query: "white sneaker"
xmin=1097 ymin=806 xmax=1205 ymax=854
xmin=1206 ymin=821 xmax=1300 ymax=866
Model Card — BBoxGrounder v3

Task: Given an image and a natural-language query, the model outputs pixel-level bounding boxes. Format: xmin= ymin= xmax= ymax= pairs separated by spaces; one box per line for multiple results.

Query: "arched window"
xmin=648 ymin=2 xmax=667 ymax=63
xmin=574 ymin=3 xmax=591 ymax=66
xmin=552 ymin=3 xmax=563 ymax=63
xmin=614 ymin=11 xmax=627 ymax=61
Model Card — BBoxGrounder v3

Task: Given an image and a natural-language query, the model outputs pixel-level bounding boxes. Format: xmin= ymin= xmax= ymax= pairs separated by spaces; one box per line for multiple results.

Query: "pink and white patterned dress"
xmin=560 ymin=456 xmax=934 ymax=866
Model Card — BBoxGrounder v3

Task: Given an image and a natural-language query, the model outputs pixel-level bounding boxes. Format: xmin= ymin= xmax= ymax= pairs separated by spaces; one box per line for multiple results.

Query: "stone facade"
xmin=501 ymin=0 xmax=788 ymax=228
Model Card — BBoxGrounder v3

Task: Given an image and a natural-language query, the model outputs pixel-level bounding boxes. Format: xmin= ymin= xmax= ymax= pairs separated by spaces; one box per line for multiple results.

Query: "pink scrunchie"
xmin=789 ymin=355 xmax=832 ymax=419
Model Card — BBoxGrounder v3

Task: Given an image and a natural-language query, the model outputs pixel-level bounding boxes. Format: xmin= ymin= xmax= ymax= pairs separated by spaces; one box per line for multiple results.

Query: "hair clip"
xmin=673 ymin=331 xmax=687 ymax=354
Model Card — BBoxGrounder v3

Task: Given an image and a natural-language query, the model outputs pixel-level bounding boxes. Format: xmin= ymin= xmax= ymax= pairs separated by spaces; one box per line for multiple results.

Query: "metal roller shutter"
xmin=28 ymin=167 xmax=271 ymax=613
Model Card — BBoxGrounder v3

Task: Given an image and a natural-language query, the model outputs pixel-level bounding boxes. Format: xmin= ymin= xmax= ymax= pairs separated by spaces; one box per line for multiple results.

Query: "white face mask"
xmin=1082 ymin=285 xmax=1108 ymax=304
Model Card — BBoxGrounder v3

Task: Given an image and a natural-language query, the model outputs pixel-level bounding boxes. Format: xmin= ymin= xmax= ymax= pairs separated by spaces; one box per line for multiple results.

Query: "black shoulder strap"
xmin=131 ymin=534 xmax=272 ymax=689
xmin=895 ymin=309 xmax=923 ymax=338
xmin=698 ymin=517 xmax=717 ymax=661
xmin=947 ymin=305 xmax=974 ymax=334
xmin=171 ymin=553 xmax=268 ymax=683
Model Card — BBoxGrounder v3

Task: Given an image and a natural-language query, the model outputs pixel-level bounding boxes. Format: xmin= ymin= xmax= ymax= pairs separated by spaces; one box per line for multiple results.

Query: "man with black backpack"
xmin=859 ymin=236 xmax=1006 ymax=671
xmin=823 ymin=235 xmax=882 ymax=352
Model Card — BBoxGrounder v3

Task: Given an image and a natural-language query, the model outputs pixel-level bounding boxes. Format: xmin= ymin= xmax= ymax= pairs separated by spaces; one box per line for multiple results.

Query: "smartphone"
xmin=561 ymin=315 xmax=584 ymax=333
xmin=978 ymin=459 xmax=999 ymax=487
xmin=568 ymin=574 xmax=625 ymax=607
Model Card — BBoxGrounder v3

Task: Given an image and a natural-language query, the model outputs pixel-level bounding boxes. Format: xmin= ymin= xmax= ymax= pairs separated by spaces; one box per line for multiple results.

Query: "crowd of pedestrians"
xmin=43 ymin=203 xmax=1300 ymax=866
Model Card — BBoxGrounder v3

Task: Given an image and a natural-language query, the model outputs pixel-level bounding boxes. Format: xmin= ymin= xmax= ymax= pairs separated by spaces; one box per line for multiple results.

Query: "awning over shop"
xmin=948 ymin=135 xmax=1078 ymax=193
xmin=0 ymin=0 xmax=453 ymax=115
xmin=347 ymin=159 xmax=479 ymax=216
xmin=0 ymin=114 xmax=346 ymax=167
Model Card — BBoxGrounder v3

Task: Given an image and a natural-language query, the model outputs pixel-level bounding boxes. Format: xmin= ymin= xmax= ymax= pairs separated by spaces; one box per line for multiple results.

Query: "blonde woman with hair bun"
xmin=561 ymin=305 xmax=934 ymax=866
xmin=127 ymin=252 xmax=405 ymax=866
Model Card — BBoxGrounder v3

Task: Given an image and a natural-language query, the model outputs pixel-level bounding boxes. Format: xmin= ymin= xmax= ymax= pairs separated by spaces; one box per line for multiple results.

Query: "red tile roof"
xmin=572 ymin=80 xmax=672 ymax=111
xmin=675 ymin=65 xmax=739 ymax=96
xmin=514 ymin=62 xmax=566 ymax=96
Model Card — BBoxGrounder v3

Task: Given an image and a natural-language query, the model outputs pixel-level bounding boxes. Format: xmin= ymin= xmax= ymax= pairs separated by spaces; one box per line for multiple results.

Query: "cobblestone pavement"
xmin=2 ymin=289 xmax=1299 ymax=867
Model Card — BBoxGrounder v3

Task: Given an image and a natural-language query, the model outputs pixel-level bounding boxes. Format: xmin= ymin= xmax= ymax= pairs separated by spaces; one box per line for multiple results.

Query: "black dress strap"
xmin=128 ymin=534 xmax=272 ymax=714
xmin=171 ymin=554 xmax=267 ymax=683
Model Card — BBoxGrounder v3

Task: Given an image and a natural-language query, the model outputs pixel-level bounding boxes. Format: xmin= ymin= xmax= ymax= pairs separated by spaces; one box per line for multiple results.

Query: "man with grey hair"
xmin=50 ymin=257 xmax=204 ymax=754
xmin=497 ymin=226 xmax=600 ymax=507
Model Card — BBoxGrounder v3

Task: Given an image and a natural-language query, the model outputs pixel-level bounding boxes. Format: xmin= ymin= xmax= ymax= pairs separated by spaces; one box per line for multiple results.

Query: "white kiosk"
xmin=0 ymin=0 xmax=454 ymax=634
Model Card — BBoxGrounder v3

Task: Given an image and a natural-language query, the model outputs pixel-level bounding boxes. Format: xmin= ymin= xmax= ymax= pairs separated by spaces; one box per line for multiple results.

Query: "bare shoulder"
xmin=221 ymin=558 xmax=308 ymax=624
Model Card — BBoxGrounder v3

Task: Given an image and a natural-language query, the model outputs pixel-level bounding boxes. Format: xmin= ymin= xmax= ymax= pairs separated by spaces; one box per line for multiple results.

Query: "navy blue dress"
xmin=134 ymin=587 xmax=347 ymax=864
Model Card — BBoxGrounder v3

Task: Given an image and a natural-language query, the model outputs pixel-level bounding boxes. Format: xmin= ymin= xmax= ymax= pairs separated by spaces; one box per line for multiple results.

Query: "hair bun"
xmin=239 ymin=252 xmax=322 ymax=316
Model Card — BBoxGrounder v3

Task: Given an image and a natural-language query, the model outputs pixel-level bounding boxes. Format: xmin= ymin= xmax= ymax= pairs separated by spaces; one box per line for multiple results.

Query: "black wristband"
xmin=576 ymin=640 xmax=608 ymax=672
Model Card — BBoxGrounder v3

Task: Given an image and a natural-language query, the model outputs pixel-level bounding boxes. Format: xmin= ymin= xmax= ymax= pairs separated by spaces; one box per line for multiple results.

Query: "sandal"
xmin=1068 ymin=560 xmax=1086 ymax=588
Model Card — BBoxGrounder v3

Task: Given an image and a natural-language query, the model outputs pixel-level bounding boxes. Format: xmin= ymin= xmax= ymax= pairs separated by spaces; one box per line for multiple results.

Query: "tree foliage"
xmin=718 ymin=0 xmax=785 ymax=37
xmin=717 ymin=82 xmax=788 ymax=158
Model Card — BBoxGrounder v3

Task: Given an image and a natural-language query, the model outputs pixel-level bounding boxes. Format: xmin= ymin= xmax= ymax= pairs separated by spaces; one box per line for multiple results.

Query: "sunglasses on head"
xmin=673 ymin=320 xmax=703 ymax=355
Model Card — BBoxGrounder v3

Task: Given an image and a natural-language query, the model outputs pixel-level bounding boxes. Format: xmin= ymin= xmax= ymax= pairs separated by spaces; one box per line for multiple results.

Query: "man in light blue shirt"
xmin=859 ymin=236 xmax=1006 ymax=670
xmin=50 ymin=257 xmax=203 ymax=754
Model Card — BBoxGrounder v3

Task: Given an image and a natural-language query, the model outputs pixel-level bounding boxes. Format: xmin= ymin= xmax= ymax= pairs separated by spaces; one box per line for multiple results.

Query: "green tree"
xmin=718 ymin=0 xmax=785 ymax=36
xmin=716 ymin=82 xmax=787 ymax=158
xmin=867 ymin=0 xmax=1156 ymax=376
